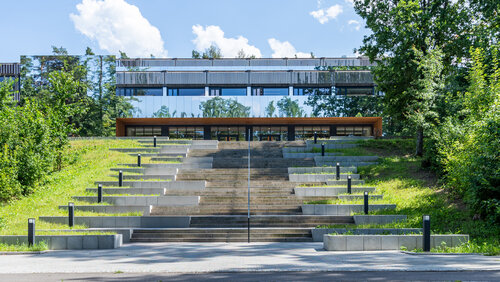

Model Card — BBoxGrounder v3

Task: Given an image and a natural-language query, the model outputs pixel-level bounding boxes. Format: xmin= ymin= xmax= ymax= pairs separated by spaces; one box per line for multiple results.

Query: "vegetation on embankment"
xmin=319 ymin=138 xmax=500 ymax=255
xmin=0 ymin=139 xmax=141 ymax=235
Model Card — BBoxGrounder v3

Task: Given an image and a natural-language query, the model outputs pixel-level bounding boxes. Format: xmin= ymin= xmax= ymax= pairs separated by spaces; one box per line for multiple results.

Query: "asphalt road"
xmin=1 ymin=271 xmax=499 ymax=281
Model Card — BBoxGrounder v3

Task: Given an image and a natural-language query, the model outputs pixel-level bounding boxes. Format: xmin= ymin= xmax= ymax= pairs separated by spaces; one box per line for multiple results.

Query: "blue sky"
xmin=0 ymin=0 xmax=369 ymax=61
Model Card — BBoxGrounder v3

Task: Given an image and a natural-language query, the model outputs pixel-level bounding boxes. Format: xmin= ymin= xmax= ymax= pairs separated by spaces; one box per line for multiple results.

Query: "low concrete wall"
xmin=0 ymin=234 xmax=122 ymax=250
xmin=306 ymin=143 xmax=358 ymax=149
xmin=39 ymin=216 xmax=191 ymax=228
xmin=86 ymin=187 xmax=166 ymax=195
xmin=302 ymin=204 xmax=396 ymax=215
xmin=160 ymin=146 xmax=189 ymax=154
xmin=283 ymin=152 xmax=340 ymax=158
xmin=289 ymin=174 xmax=360 ymax=182
xmin=39 ymin=228 xmax=133 ymax=243
xmin=73 ymin=195 xmax=200 ymax=206
xmin=338 ymin=194 xmax=383 ymax=200
xmin=324 ymin=234 xmax=469 ymax=251
xmin=110 ymin=148 xmax=160 ymax=153
xmin=294 ymin=187 xmax=376 ymax=197
xmin=325 ymin=180 xmax=365 ymax=185
xmin=314 ymin=156 xmax=379 ymax=162
xmin=353 ymin=215 xmax=407 ymax=225
xmin=288 ymin=167 xmax=357 ymax=174
xmin=164 ymin=181 xmax=206 ymax=191
xmin=59 ymin=205 xmax=151 ymax=216
xmin=311 ymin=228 xmax=422 ymax=242
xmin=316 ymin=161 xmax=377 ymax=167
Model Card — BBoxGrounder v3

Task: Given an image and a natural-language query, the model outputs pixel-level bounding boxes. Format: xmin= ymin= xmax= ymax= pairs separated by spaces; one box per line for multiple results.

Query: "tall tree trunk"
xmin=416 ymin=126 xmax=424 ymax=156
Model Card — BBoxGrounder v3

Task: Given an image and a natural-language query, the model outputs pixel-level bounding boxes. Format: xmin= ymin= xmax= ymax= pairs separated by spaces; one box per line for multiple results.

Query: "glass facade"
xmin=335 ymin=86 xmax=375 ymax=96
xmin=252 ymin=126 xmax=288 ymax=141
xmin=126 ymin=126 xmax=162 ymax=136
xmin=294 ymin=126 xmax=330 ymax=140
xmin=209 ymin=88 xmax=247 ymax=96
xmin=336 ymin=125 xmax=372 ymax=136
xmin=252 ymin=87 xmax=288 ymax=96
xmin=168 ymin=126 xmax=204 ymax=139
xmin=168 ymin=88 xmax=205 ymax=96
xmin=293 ymin=87 xmax=331 ymax=96
xmin=211 ymin=126 xmax=246 ymax=141
xmin=117 ymin=88 xmax=163 ymax=96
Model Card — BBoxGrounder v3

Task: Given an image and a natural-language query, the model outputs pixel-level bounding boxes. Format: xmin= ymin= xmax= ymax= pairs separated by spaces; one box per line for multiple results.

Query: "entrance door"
xmin=218 ymin=134 xmax=240 ymax=141
xmin=259 ymin=134 xmax=281 ymax=141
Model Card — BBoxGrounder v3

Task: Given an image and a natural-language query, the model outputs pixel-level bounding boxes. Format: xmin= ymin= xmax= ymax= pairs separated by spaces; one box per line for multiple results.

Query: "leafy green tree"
xmin=353 ymin=0 xmax=471 ymax=155
xmin=433 ymin=46 xmax=500 ymax=222
xmin=277 ymin=97 xmax=305 ymax=117
xmin=192 ymin=45 xmax=222 ymax=59
xmin=265 ymin=101 xmax=276 ymax=117
xmin=153 ymin=105 xmax=171 ymax=117
xmin=200 ymin=97 xmax=250 ymax=117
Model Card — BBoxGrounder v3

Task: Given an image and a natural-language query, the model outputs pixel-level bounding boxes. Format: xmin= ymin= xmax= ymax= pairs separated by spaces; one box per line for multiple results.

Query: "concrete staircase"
xmin=42 ymin=138 xmax=389 ymax=243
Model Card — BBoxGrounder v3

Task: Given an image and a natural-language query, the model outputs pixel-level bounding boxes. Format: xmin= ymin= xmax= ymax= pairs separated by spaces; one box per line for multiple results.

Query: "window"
xmin=168 ymin=88 xmax=205 ymax=96
xmin=209 ymin=88 xmax=247 ymax=96
xmin=293 ymin=87 xmax=331 ymax=96
xmin=117 ymin=88 xmax=163 ymax=96
xmin=294 ymin=126 xmax=330 ymax=140
xmin=336 ymin=126 xmax=372 ymax=136
xmin=335 ymin=87 xmax=374 ymax=96
xmin=126 ymin=126 xmax=162 ymax=136
xmin=252 ymin=87 xmax=288 ymax=96
xmin=169 ymin=126 xmax=204 ymax=139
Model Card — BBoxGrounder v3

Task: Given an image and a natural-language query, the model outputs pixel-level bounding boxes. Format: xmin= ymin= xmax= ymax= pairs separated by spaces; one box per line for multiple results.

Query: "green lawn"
xmin=0 ymin=139 xmax=142 ymax=235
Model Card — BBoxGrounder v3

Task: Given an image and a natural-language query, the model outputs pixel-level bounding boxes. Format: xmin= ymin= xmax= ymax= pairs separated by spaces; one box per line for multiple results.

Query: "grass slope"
xmin=322 ymin=139 xmax=500 ymax=255
xmin=0 ymin=139 xmax=141 ymax=236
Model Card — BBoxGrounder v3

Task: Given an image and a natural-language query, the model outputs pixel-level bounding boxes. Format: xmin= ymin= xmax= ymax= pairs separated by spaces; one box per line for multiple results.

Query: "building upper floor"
xmin=116 ymin=57 xmax=376 ymax=91
xmin=0 ymin=63 xmax=21 ymax=101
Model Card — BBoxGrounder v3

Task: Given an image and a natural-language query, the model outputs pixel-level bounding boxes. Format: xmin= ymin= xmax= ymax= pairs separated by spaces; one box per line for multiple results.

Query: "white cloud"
xmin=310 ymin=4 xmax=343 ymax=24
xmin=70 ymin=0 xmax=167 ymax=57
xmin=348 ymin=19 xmax=361 ymax=30
xmin=192 ymin=25 xmax=262 ymax=58
xmin=268 ymin=38 xmax=312 ymax=58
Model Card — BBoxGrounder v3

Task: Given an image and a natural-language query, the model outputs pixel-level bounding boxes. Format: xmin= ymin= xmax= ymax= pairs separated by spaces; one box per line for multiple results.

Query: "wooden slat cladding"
xmin=0 ymin=63 xmax=20 ymax=76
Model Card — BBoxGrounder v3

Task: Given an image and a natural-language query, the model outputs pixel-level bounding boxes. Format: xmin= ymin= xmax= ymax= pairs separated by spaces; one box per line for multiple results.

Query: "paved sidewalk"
xmin=0 ymin=243 xmax=499 ymax=274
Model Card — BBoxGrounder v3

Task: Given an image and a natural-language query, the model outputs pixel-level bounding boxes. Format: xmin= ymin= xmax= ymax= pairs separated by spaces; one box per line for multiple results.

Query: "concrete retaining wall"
xmin=59 ymin=205 xmax=151 ymax=216
xmin=294 ymin=187 xmax=376 ymax=197
xmin=95 ymin=180 xmax=205 ymax=190
xmin=311 ymin=228 xmax=422 ymax=242
xmin=306 ymin=143 xmax=358 ymax=149
xmin=302 ymin=204 xmax=396 ymax=215
xmin=283 ymin=152 xmax=340 ymax=158
xmin=160 ymin=146 xmax=189 ymax=154
xmin=325 ymin=180 xmax=365 ymax=185
xmin=289 ymin=174 xmax=360 ymax=182
xmin=288 ymin=167 xmax=357 ymax=174
xmin=73 ymin=195 xmax=200 ymax=206
xmin=324 ymin=234 xmax=469 ymax=251
xmin=39 ymin=216 xmax=191 ymax=228
xmin=316 ymin=161 xmax=378 ymax=167
xmin=0 ymin=234 xmax=122 ymax=250
xmin=353 ymin=215 xmax=407 ymax=225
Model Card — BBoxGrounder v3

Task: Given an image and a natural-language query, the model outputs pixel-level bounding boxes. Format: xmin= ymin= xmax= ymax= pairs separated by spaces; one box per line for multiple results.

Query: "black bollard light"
xmin=68 ymin=202 xmax=75 ymax=228
xmin=314 ymin=132 xmax=318 ymax=144
xmin=138 ymin=154 xmax=141 ymax=167
xmin=347 ymin=175 xmax=352 ymax=194
xmin=364 ymin=192 xmax=369 ymax=215
xmin=423 ymin=215 xmax=431 ymax=252
xmin=153 ymin=136 xmax=157 ymax=147
xmin=97 ymin=184 xmax=103 ymax=203
xmin=28 ymin=218 xmax=35 ymax=247
xmin=118 ymin=170 xmax=123 ymax=187
xmin=321 ymin=143 xmax=325 ymax=156
xmin=336 ymin=162 xmax=340 ymax=180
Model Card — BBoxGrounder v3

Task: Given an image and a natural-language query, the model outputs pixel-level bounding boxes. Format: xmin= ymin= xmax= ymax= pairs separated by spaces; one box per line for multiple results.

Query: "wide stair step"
xmin=130 ymin=228 xmax=313 ymax=242
xmin=189 ymin=215 xmax=354 ymax=227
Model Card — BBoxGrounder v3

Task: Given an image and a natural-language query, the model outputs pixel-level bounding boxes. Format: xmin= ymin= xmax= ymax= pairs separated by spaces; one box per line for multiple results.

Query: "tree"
xmin=192 ymin=45 xmax=222 ymax=59
xmin=277 ymin=97 xmax=305 ymax=117
xmin=200 ymin=97 xmax=250 ymax=117
xmin=353 ymin=0 xmax=471 ymax=155
xmin=265 ymin=101 xmax=276 ymax=117
xmin=153 ymin=106 xmax=171 ymax=117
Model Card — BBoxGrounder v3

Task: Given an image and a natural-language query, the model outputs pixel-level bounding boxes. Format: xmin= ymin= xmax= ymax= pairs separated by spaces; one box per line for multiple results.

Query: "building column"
xmin=288 ymin=86 xmax=293 ymax=96
xmin=203 ymin=126 xmax=211 ymax=140
xmin=204 ymin=86 xmax=209 ymax=96
xmin=163 ymin=86 xmax=167 ymax=96
xmin=288 ymin=125 xmax=295 ymax=141
xmin=247 ymin=86 xmax=251 ymax=96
